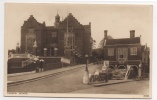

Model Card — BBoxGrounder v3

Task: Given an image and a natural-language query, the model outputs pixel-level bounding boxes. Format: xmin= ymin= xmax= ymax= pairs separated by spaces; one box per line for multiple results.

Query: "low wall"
xmin=8 ymin=63 xmax=36 ymax=74
xmin=8 ymin=58 xmax=29 ymax=68
xmin=39 ymin=57 xmax=61 ymax=63
xmin=7 ymin=57 xmax=70 ymax=74
xmin=44 ymin=62 xmax=69 ymax=71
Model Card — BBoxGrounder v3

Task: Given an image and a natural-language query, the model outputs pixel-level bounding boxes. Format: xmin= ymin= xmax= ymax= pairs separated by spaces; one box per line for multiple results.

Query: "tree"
xmin=98 ymin=35 xmax=113 ymax=49
xmin=90 ymin=37 xmax=96 ymax=49
xmin=97 ymin=35 xmax=113 ymax=59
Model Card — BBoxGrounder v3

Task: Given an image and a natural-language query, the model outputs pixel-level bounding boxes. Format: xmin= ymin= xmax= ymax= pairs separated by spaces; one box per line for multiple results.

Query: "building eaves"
xmin=106 ymin=37 xmax=141 ymax=45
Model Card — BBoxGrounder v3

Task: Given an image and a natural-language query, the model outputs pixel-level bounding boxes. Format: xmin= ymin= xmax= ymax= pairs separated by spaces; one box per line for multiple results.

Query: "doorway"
xmin=49 ymin=47 xmax=54 ymax=56
xmin=132 ymin=65 xmax=138 ymax=77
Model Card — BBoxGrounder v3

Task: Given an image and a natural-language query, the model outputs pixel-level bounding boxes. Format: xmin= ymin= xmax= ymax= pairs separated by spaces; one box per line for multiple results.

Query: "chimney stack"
xmin=104 ymin=30 xmax=108 ymax=39
xmin=130 ymin=30 xmax=135 ymax=38
xmin=89 ymin=22 xmax=91 ymax=25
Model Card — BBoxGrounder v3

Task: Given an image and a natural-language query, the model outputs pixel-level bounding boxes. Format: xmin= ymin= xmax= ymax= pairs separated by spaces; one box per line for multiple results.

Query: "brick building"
xmin=20 ymin=13 xmax=92 ymax=63
xmin=104 ymin=30 xmax=150 ymax=77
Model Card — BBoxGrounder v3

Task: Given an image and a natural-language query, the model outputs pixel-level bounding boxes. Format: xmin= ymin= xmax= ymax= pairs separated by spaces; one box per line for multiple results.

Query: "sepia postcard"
xmin=4 ymin=3 xmax=152 ymax=98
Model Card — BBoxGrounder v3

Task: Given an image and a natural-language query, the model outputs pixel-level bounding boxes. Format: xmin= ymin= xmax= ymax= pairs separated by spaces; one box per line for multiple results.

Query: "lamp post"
xmin=85 ymin=54 xmax=89 ymax=71
xmin=83 ymin=54 xmax=89 ymax=84
xmin=138 ymin=61 xmax=142 ymax=80
xmin=90 ymin=54 xmax=92 ymax=64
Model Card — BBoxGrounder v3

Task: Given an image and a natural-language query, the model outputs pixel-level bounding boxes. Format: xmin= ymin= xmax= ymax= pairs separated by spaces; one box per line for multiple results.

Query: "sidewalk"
xmin=8 ymin=71 xmax=36 ymax=77
xmin=7 ymin=64 xmax=86 ymax=84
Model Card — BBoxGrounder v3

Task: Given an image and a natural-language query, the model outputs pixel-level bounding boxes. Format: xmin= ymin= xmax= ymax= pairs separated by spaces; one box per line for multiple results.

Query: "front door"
xmin=48 ymin=47 xmax=54 ymax=56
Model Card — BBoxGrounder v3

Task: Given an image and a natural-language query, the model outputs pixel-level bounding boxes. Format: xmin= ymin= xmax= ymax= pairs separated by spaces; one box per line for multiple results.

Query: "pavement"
xmin=7 ymin=63 xmax=135 ymax=87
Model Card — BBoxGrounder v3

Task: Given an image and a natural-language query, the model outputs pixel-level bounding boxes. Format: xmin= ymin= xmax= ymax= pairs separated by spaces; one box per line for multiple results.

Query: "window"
xmin=64 ymin=32 xmax=74 ymax=47
xmin=26 ymin=28 xmax=35 ymax=52
xmin=28 ymin=28 xmax=34 ymax=33
xmin=27 ymin=38 xmax=34 ymax=52
xmin=117 ymin=48 xmax=128 ymax=59
xmin=27 ymin=28 xmax=35 ymax=38
xmin=51 ymin=32 xmax=57 ymax=38
xmin=47 ymin=32 xmax=57 ymax=43
xmin=108 ymin=48 xmax=114 ymax=56
xmin=130 ymin=47 xmax=137 ymax=55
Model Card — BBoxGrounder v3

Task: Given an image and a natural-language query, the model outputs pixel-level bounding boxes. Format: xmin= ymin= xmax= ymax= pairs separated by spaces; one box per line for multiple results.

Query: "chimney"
xmin=130 ymin=30 xmax=135 ymax=38
xmin=89 ymin=22 xmax=91 ymax=26
xmin=104 ymin=30 xmax=108 ymax=39
xmin=89 ymin=22 xmax=91 ymax=32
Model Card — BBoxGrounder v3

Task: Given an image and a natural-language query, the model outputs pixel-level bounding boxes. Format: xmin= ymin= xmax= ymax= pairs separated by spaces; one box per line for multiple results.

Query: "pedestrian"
xmin=41 ymin=59 xmax=45 ymax=71
xmin=34 ymin=61 xmax=39 ymax=73
xmin=39 ymin=59 xmax=45 ymax=72
xmin=131 ymin=67 xmax=136 ymax=80
xmin=36 ymin=59 xmax=40 ymax=72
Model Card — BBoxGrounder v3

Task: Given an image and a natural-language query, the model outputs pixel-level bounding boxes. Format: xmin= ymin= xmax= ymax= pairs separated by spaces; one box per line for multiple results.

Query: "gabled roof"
xmin=106 ymin=37 xmax=140 ymax=45
xmin=59 ymin=13 xmax=84 ymax=29
xmin=22 ymin=15 xmax=45 ymax=29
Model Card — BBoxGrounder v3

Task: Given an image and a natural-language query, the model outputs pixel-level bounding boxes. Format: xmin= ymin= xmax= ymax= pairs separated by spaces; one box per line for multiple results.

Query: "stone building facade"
xmin=21 ymin=13 xmax=92 ymax=63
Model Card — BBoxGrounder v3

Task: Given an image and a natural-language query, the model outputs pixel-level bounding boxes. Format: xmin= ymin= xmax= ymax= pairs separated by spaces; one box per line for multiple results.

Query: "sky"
xmin=5 ymin=3 xmax=152 ymax=50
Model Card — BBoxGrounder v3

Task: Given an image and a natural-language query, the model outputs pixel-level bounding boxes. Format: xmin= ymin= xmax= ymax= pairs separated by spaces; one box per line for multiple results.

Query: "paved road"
xmin=71 ymin=80 xmax=149 ymax=95
xmin=7 ymin=64 xmax=149 ymax=95
xmin=7 ymin=64 xmax=100 ymax=93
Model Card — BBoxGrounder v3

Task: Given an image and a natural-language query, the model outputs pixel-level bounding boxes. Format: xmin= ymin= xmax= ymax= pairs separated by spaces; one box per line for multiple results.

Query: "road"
xmin=7 ymin=64 xmax=149 ymax=95
xmin=71 ymin=80 xmax=149 ymax=95
xmin=7 ymin=64 xmax=99 ymax=93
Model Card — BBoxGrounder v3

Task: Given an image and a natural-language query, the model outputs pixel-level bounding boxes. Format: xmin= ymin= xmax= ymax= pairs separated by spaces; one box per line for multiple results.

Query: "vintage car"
xmin=112 ymin=66 xmax=127 ymax=80
xmin=89 ymin=69 xmax=108 ymax=83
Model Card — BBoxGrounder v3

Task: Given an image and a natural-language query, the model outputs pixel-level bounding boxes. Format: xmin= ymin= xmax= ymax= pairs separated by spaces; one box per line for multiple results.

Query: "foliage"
xmin=92 ymin=35 xmax=113 ymax=60
xmin=98 ymin=35 xmax=113 ymax=49
xmin=90 ymin=37 xmax=96 ymax=49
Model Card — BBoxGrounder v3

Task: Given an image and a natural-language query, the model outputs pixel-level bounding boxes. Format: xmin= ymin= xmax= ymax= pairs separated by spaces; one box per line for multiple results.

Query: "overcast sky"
xmin=5 ymin=3 xmax=152 ymax=50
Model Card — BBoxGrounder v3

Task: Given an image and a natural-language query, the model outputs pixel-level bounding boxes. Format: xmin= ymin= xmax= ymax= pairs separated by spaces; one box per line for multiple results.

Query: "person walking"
xmin=39 ymin=59 xmax=45 ymax=72
xmin=38 ymin=59 xmax=42 ymax=72
xmin=131 ymin=67 xmax=136 ymax=80
xmin=41 ymin=59 xmax=45 ymax=71
xmin=34 ymin=61 xmax=39 ymax=73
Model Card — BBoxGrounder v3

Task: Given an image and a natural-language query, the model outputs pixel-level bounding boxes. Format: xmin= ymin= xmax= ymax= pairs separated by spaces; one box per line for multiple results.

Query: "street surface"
xmin=72 ymin=80 xmax=149 ymax=95
xmin=7 ymin=64 xmax=149 ymax=95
